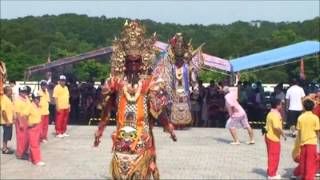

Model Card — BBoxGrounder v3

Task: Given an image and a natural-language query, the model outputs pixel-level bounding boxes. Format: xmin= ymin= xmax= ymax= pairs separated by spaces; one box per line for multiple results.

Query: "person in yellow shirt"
xmin=53 ymin=75 xmax=70 ymax=138
xmin=264 ymin=99 xmax=286 ymax=180
xmin=296 ymin=99 xmax=320 ymax=180
xmin=38 ymin=80 xmax=50 ymax=142
xmin=14 ymin=86 xmax=31 ymax=160
xmin=1 ymin=86 xmax=14 ymax=154
xmin=27 ymin=92 xmax=45 ymax=166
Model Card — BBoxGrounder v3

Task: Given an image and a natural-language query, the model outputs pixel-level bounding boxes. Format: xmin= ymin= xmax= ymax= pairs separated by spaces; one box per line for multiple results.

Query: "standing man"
xmin=1 ymin=86 xmax=15 ymax=154
xmin=53 ymin=75 xmax=70 ymax=138
xmin=39 ymin=80 xmax=50 ymax=142
xmin=265 ymin=99 xmax=286 ymax=180
xmin=14 ymin=86 xmax=31 ymax=160
xmin=296 ymin=99 xmax=319 ymax=180
xmin=286 ymin=79 xmax=306 ymax=137
xmin=224 ymin=86 xmax=254 ymax=145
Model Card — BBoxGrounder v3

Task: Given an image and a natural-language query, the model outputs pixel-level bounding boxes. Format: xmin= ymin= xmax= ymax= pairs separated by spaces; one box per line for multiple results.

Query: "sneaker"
xmin=230 ymin=141 xmax=241 ymax=145
xmin=2 ymin=148 xmax=14 ymax=154
xmin=36 ymin=161 xmax=45 ymax=166
xmin=42 ymin=139 xmax=48 ymax=143
xmin=63 ymin=133 xmax=70 ymax=137
xmin=56 ymin=134 xmax=64 ymax=138
xmin=268 ymin=174 xmax=281 ymax=180
xmin=16 ymin=153 xmax=29 ymax=160
xmin=246 ymin=141 xmax=255 ymax=145
xmin=290 ymin=175 xmax=298 ymax=179
xmin=316 ymin=172 xmax=320 ymax=177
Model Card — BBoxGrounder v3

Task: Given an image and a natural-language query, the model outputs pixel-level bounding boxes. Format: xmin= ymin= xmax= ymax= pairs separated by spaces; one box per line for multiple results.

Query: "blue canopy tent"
xmin=230 ymin=40 xmax=320 ymax=72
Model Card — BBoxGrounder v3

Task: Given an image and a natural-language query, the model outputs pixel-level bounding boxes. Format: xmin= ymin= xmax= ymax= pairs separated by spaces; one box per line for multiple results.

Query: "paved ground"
xmin=1 ymin=125 xmax=298 ymax=179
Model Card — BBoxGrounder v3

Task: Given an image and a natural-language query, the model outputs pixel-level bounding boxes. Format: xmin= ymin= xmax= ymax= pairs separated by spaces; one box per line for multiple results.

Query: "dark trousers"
xmin=2 ymin=124 xmax=13 ymax=141
xmin=49 ymin=104 xmax=56 ymax=124
xmin=287 ymin=110 xmax=302 ymax=129
xmin=70 ymin=99 xmax=80 ymax=123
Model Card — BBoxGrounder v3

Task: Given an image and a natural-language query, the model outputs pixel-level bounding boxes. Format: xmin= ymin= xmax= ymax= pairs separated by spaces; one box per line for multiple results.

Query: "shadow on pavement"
xmin=212 ymin=137 xmax=230 ymax=144
xmin=252 ymin=168 xmax=266 ymax=177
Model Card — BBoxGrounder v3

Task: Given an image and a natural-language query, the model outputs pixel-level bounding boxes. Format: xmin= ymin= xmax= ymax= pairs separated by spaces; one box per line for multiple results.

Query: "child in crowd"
xmin=296 ymin=99 xmax=319 ymax=180
xmin=28 ymin=92 xmax=45 ymax=166
xmin=265 ymin=99 xmax=286 ymax=180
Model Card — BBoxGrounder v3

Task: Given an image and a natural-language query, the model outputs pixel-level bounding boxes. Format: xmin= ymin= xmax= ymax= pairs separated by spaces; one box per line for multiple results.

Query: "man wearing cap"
xmin=53 ymin=75 xmax=70 ymax=138
xmin=224 ymin=86 xmax=254 ymax=145
xmin=14 ymin=86 xmax=31 ymax=159
xmin=39 ymin=80 xmax=50 ymax=142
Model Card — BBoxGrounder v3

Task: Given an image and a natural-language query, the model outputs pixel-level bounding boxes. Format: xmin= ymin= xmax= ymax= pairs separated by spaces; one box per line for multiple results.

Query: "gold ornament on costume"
xmin=110 ymin=20 xmax=157 ymax=78
xmin=168 ymin=33 xmax=194 ymax=64
xmin=123 ymin=81 xmax=142 ymax=102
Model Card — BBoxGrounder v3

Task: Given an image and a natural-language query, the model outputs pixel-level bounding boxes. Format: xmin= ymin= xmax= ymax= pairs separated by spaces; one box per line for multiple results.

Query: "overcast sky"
xmin=1 ymin=1 xmax=319 ymax=25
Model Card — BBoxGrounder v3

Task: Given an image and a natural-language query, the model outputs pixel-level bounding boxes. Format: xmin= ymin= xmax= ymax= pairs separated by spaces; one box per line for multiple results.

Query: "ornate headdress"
xmin=168 ymin=33 xmax=193 ymax=63
xmin=110 ymin=20 xmax=157 ymax=78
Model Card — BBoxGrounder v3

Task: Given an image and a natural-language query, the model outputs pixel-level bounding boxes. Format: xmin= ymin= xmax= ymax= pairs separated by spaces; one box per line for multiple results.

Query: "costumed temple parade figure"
xmin=164 ymin=33 xmax=204 ymax=128
xmin=93 ymin=21 xmax=177 ymax=180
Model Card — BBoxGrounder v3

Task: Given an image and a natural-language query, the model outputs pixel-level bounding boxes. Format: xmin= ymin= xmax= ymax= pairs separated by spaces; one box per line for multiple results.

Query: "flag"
xmin=234 ymin=72 xmax=241 ymax=86
xmin=300 ymin=58 xmax=305 ymax=80
xmin=46 ymin=51 xmax=52 ymax=82
xmin=47 ymin=51 xmax=51 ymax=63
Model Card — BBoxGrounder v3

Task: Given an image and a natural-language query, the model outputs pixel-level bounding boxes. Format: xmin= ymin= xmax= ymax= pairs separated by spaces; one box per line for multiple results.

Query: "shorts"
xmin=225 ymin=114 xmax=250 ymax=129
xmin=2 ymin=124 xmax=13 ymax=141
xmin=287 ymin=110 xmax=302 ymax=128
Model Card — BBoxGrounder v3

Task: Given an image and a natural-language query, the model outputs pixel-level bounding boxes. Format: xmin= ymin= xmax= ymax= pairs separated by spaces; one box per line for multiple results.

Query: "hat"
xmin=19 ymin=86 xmax=28 ymax=93
xmin=59 ymin=75 xmax=66 ymax=80
xmin=40 ymin=80 xmax=47 ymax=86
xmin=31 ymin=91 xmax=41 ymax=99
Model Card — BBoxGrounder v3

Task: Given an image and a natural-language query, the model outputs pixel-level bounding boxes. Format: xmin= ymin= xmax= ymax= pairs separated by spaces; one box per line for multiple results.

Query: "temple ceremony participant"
xmin=27 ymin=93 xmax=45 ymax=166
xmin=286 ymin=79 xmax=305 ymax=137
xmin=53 ymin=75 xmax=70 ymax=138
xmin=14 ymin=86 xmax=31 ymax=160
xmin=224 ymin=86 xmax=254 ymax=145
xmin=265 ymin=99 xmax=286 ymax=180
xmin=296 ymin=99 xmax=319 ymax=180
xmin=1 ymin=86 xmax=15 ymax=154
xmin=39 ymin=80 xmax=50 ymax=142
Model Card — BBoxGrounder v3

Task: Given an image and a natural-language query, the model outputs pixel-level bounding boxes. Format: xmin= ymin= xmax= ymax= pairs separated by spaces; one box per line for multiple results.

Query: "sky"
xmin=1 ymin=1 xmax=319 ymax=25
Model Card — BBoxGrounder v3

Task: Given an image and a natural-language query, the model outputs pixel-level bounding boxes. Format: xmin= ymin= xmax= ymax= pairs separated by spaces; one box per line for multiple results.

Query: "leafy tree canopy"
xmin=1 ymin=14 xmax=319 ymax=82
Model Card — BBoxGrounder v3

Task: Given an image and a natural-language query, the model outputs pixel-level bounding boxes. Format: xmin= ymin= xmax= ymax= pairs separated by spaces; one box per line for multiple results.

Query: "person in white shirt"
xmin=285 ymin=79 xmax=305 ymax=137
xmin=9 ymin=80 xmax=19 ymax=101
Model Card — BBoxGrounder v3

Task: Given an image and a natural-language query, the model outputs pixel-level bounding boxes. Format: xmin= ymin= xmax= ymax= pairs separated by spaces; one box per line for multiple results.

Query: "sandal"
xmin=2 ymin=148 xmax=14 ymax=154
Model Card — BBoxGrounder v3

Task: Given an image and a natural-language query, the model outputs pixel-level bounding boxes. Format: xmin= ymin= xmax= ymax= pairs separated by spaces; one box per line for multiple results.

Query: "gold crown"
xmin=110 ymin=20 xmax=157 ymax=78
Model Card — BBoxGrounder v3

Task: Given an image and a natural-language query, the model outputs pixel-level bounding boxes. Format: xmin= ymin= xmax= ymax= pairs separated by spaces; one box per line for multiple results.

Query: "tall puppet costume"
xmin=165 ymin=33 xmax=204 ymax=128
xmin=94 ymin=21 xmax=177 ymax=180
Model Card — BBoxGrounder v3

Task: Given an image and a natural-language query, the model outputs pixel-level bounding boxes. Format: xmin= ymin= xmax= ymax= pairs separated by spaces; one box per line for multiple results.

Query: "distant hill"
xmin=1 ymin=14 xmax=319 ymax=82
